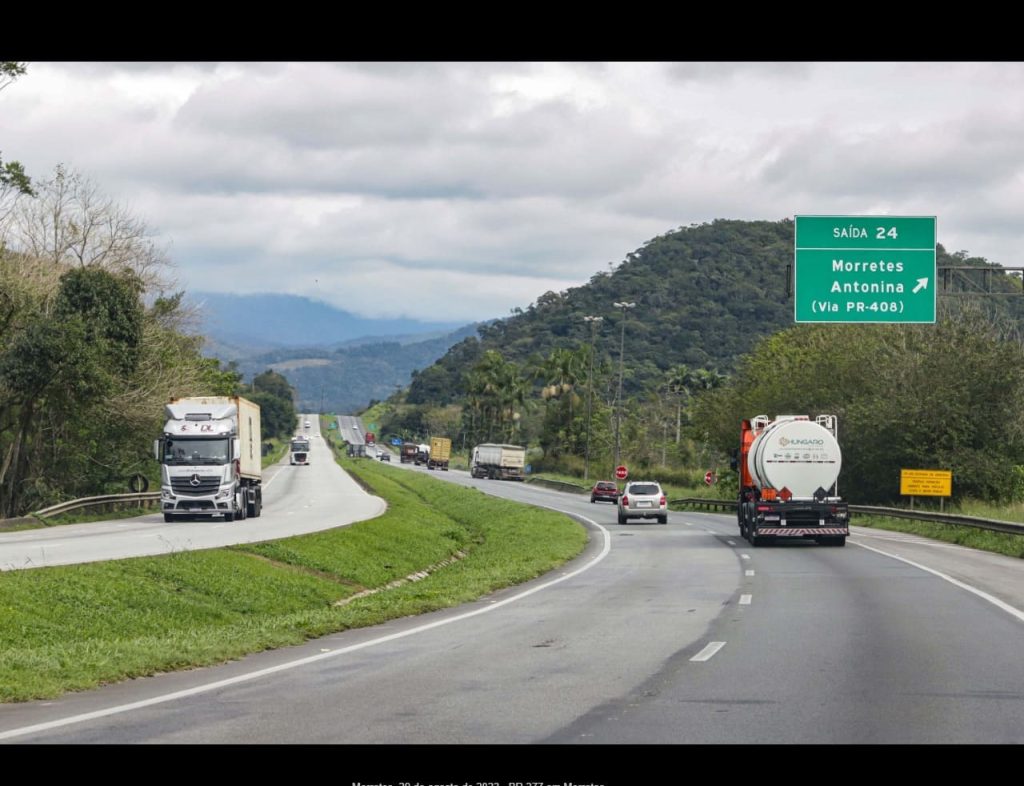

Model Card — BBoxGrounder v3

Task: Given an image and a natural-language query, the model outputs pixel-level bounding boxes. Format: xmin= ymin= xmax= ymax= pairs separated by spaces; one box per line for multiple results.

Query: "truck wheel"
xmin=224 ymin=511 xmax=234 ymax=522
xmin=658 ymin=515 xmax=668 ymax=524
xmin=618 ymin=512 xmax=627 ymax=525
xmin=163 ymin=513 xmax=175 ymax=523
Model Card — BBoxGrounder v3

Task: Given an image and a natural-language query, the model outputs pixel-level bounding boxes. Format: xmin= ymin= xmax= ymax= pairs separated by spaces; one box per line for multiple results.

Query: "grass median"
xmin=0 ymin=453 xmax=587 ymax=702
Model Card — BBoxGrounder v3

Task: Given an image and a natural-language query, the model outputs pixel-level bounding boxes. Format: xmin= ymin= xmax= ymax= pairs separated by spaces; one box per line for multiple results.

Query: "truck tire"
xmin=658 ymin=515 xmax=668 ymax=524
xmin=224 ymin=511 xmax=234 ymax=522
xmin=618 ymin=511 xmax=627 ymax=525
xmin=163 ymin=513 xmax=175 ymax=523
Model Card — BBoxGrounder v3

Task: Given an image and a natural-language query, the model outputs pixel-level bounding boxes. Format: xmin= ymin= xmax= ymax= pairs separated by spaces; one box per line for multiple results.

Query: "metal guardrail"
xmin=670 ymin=497 xmax=735 ymax=512
xmin=525 ymin=478 xmax=589 ymax=494
xmin=669 ymin=497 xmax=1024 ymax=536
xmin=848 ymin=504 xmax=1024 ymax=536
xmin=32 ymin=493 xmax=161 ymax=520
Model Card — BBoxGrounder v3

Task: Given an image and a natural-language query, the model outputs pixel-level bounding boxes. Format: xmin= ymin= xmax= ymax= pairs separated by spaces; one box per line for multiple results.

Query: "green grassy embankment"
xmin=0 ymin=443 xmax=587 ymax=702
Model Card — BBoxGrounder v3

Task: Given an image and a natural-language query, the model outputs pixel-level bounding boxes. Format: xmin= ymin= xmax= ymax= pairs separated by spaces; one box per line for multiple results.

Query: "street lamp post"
xmin=582 ymin=315 xmax=603 ymax=481
xmin=613 ymin=302 xmax=636 ymax=469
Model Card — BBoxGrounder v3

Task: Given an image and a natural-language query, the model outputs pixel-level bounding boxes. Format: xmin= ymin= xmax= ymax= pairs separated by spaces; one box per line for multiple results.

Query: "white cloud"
xmin=3 ymin=61 xmax=1024 ymax=322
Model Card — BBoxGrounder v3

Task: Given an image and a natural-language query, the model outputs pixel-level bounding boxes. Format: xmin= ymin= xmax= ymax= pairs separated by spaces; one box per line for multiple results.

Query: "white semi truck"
xmin=156 ymin=396 xmax=263 ymax=523
xmin=290 ymin=435 xmax=311 ymax=465
xmin=470 ymin=443 xmax=526 ymax=481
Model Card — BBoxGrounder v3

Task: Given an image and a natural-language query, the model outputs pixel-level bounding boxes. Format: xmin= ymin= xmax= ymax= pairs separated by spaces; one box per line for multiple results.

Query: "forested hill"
xmin=411 ymin=219 xmax=794 ymax=402
xmin=408 ymin=218 xmax=1018 ymax=406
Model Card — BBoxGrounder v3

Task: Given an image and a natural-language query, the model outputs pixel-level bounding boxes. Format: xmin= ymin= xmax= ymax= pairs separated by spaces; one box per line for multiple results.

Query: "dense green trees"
xmin=0 ymin=165 xmax=276 ymax=516
xmin=380 ymin=219 xmax=1024 ymax=502
xmin=691 ymin=306 xmax=1024 ymax=503
xmin=249 ymin=369 xmax=298 ymax=439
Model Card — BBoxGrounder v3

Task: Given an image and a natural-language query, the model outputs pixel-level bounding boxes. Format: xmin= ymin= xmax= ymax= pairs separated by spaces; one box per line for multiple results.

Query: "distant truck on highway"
xmin=428 ymin=437 xmax=451 ymax=471
xmin=289 ymin=435 xmax=310 ymax=465
xmin=365 ymin=431 xmax=376 ymax=445
xmin=400 ymin=442 xmax=419 ymax=463
xmin=156 ymin=396 xmax=263 ymax=523
xmin=414 ymin=443 xmax=430 ymax=466
xmin=735 ymin=414 xmax=849 ymax=547
xmin=470 ymin=443 xmax=526 ymax=480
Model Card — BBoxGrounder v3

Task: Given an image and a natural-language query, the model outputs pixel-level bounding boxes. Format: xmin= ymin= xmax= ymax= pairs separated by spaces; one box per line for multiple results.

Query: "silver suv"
xmin=617 ymin=481 xmax=668 ymax=525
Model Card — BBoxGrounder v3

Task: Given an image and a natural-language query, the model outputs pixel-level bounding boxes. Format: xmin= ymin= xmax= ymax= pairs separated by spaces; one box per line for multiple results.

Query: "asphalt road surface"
xmin=2 ymin=460 xmax=1022 ymax=744
xmin=0 ymin=415 xmax=384 ymax=571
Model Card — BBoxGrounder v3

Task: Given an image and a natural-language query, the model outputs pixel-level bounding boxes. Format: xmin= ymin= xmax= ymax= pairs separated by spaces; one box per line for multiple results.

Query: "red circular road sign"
xmin=704 ymin=470 xmax=717 ymax=486
xmin=615 ymin=465 xmax=628 ymax=480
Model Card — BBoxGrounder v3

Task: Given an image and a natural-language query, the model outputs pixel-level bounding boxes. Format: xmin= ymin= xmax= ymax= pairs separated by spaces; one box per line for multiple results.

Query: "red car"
xmin=590 ymin=481 xmax=620 ymax=504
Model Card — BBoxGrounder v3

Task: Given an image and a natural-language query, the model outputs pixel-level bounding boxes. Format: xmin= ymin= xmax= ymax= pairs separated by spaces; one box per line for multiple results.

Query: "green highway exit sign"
xmin=795 ymin=215 xmax=936 ymax=323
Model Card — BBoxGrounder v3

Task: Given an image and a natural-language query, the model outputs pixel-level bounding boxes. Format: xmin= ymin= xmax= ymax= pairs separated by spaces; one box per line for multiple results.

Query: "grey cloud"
xmin=756 ymin=115 xmax=1024 ymax=199
xmin=665 ymin=62 xmax=813 ymax=83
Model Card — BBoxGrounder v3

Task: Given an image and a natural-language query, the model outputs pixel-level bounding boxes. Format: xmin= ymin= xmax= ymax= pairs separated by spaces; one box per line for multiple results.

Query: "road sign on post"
xmin=900 ymin=469 xmax=952 ymax=496
xmin=795 ymin=216 xmax=936 ymax=323
xmin=615 ymin=465 xmax=628 ymax=481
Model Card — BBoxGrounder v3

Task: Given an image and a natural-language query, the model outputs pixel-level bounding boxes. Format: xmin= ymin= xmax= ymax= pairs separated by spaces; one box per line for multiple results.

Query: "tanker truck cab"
xmin=737 ymin=414 xmax=849 ymax=547
xmin=156 ymin=397 xmax=263 ymax=524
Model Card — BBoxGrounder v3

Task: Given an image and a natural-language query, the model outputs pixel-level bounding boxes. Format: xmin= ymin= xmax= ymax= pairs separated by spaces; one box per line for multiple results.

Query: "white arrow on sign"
xmin=912 ymin=278 xmax=929 ymax=294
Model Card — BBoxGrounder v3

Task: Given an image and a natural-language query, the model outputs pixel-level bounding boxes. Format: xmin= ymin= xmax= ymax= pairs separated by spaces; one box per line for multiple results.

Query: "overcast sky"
xmin=3 ymin=62 xmax=1022 ymax=323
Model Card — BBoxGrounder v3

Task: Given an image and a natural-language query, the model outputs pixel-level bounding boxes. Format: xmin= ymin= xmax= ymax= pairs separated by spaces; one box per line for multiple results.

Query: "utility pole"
xmin=613 ymin=301 xmax=635 ymax=469
xmin=582 ymin=315 xmax=603 ymax=481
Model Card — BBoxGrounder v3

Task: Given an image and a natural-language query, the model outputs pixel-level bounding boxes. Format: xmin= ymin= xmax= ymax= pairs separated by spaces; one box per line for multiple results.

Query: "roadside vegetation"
xmin=0 ymin=439 xmax=586 ymax=702
xmin=853 ymin=514 xmax=1024 ymax=560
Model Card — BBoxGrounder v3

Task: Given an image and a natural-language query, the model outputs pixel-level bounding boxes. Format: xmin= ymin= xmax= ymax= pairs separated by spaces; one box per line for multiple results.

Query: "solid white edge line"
xmin=690 ymin=641 xmax=726 ymax=662
xmin=745 ymin=570 xmax=755 ymax=576
xmin=739 ymin=594 xmax=752 ymax=605
xmin=852 ymin=540 xmax=1024 ymax=624
xmin=0 ymin=508 xmax=612 ymax=742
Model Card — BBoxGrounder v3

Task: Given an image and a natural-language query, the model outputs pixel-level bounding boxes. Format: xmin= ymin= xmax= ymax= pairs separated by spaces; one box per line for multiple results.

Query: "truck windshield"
xmin=291 ymin=440 xmax=309 ymax=452
xmin=164 ymin=438 xmax=230 ymax=465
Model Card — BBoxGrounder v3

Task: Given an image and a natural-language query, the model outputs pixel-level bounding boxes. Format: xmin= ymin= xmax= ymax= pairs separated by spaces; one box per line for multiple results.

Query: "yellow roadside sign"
xmin=900 ymin=469 xmax=952 ymax=497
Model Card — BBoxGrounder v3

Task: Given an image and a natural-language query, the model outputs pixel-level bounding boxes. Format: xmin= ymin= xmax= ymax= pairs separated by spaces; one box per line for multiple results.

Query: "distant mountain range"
xmin=190 ymin=292 xmax=467 ymax=359
xmin=189 ymin=292 xmax=482 ymax=412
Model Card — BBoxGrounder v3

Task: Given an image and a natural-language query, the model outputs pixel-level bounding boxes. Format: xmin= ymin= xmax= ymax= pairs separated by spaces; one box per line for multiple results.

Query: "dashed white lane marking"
xmin=740 ymin=554 xmax=751 ymax=561
xmin=745 ymin=570 xmax=755 ymax=576
xmin=739 ymin=594 xmax=752 ymax=605
xmin=0 ymin=509 xmax=613 ymax=742
xmin=690 ymin=641 xmax=726 ymax=662
xmin=852 ymin=541 xmax=1024 ymax=624
xmin=727 ymin=540 xmax=736 ymax=546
